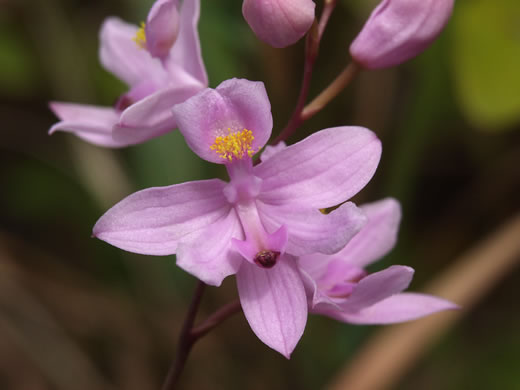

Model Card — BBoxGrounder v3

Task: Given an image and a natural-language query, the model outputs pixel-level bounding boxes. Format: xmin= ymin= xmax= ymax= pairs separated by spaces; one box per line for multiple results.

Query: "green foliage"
xmin=0 ymin=20 xmax=39 ymax=96
xmin=452 ymin=0 xmax=520 ymax=130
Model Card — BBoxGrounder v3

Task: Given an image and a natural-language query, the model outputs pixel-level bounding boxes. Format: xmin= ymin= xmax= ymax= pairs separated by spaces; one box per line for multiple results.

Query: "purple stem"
xmin=161 ymin=281 xmax=206 ymax=390
xmin=272 ymin=0 xmax=337 ymax=145
xmin=161 ymin=284 xmax=243 ymax=390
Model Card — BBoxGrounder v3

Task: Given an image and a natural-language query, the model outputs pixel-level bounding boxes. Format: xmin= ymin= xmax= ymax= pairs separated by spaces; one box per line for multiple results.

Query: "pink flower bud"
xmin=350 ymin=0 xmax=454 ymax=69
xmin=145 ymin=0 xmax=180 ymax=60
xmin=242 ymin=0 xmax=316 ymax=48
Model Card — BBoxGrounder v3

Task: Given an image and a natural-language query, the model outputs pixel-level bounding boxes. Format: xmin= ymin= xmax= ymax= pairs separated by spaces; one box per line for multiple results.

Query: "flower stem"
xmin=161 ymin=284 xmax=243 ymax=390
xmin=161 ymin=281 xmax=206 ymax=390
xmin=272 ymin=0 xmax=337 ymax=145
xmin=191 ymin=299 xmax=242 ymax=339
xmin=301 ymin=61 xmax=360 ymax=121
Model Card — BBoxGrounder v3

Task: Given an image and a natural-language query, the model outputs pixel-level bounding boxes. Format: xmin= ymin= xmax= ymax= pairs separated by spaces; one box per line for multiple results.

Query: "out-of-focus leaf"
xmin=0 ymin=22 xmax=38 ymax=95
xmin=452 ymin=0 xmax=520 ymax=130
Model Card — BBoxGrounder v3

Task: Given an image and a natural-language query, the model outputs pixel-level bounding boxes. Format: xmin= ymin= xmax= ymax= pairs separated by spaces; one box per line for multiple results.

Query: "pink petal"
xmin=242 ymin=0 xmax=315 ymax=48
xmin=112 ymin=84 xmax=203 ymax=145
xmin=167 ymin=0 xmax=208 ymax=87
xmin=237 ymin=255 xmax=307 ymax=358
xmin=93 ymin=179 xmax=230 ymax=255
xmin=344 ymin=265 xmax=414 ymax=311
xmin=260 ymin=141 xmax=286 ymax=162
xmin=176 ymin=208 xmax=244 ymax=286
xmin=172 ymin=78 xmax=273 ymax=164
xmin=255 ymin=126 xmax=381 ymax=208
xmin=257 ymin=201 xmax=367 ymax=256
xmin=334 ymin=198 xmax=401 ymax=269
xmin=327 ymin=292 xmax=459 ymax=324
xmin=350 ymin=0 xmax=454 ymax=69
xmin=145 ymin=0 xmax=180 ymax=60
xmin=299 ymin=267 xmax=342 ymax=310
xmin=48 ymin=102 xmax=126 ymax=147
xmin=99 ymin=17 xmax=166 ymax=86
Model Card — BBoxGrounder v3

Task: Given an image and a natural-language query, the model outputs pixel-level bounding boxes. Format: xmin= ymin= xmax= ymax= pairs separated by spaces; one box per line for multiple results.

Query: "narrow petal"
xmin=49 ymin=102 xmax=126 ymax=147
xmin=176 ymin=208 xmax=243 ymax=286
xmin=242 ymin=0 xmax=315 ymax=48
xmin=167 ymin=0 xmax=208 ymax=86
xmin=237 ymin=255 xmax=307 ymax=358
xmin=344 ymin=265 xmax=414 ymax=311
xmin=93 ymin=179 xmax=230 ymax=255
xmin=334 ymin=198 xmax=401 ymax=268
xmin=255 ymin=126 xmax=381 ymax=208
xmin=99 ymin=17 xmax=166 ymax=86
xmin=172 ymin=78 xmax=273 ymax=164
xmin=112 ymin=84 xmax=203 ymax=145
xmin=258 ymin=201 xmax=367 ymax=256
xmin=145 ymin=0 xmax=180 ymax=60
xmin=323 ymin=292 xmax=459 ymax=324
xmin=299 ymin=266 xmax=342 ymax=310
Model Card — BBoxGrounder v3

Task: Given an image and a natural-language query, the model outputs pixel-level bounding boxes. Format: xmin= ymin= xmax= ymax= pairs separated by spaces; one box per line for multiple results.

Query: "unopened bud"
xmin=350 ymin=0 xmax=454 ymax=69
xmin=242 ymin=0 xmax=316 ymax=48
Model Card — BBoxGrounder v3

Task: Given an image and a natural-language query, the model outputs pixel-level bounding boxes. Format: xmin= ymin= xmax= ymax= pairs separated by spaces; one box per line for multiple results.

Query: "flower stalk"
xmin=273 ymin=0 xmax=337 ymax=144
xmin=301 ymin=61 xmax=360 ymax=121
xmin=162 ymin=283 xmax=242 ymax=390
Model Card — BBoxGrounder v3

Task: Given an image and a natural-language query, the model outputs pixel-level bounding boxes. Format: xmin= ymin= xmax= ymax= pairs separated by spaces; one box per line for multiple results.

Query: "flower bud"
xmin=350 ymin=0 xmax=454 ymax=69
xmin=242 ymin=0 xmax=315 ymax=48
xmin=145 ymin=0 xmax=180 ymax=60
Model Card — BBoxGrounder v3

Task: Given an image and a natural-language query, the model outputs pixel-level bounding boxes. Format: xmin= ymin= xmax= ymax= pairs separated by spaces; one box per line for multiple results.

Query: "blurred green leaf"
xmin=0 ymin=22 xmax=38 ymax=95
xmin=452 ymin=0 xmax=520 ymax=130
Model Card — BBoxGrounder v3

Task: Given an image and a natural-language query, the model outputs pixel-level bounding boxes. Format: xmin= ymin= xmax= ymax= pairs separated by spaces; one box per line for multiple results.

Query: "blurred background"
xmin=1 ymin=0 xmax=519 ymax=389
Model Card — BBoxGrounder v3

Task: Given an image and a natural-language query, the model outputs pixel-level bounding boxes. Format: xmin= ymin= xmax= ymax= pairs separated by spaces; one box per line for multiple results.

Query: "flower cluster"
xmin=49 ymin=0 xmax=456 ymax=358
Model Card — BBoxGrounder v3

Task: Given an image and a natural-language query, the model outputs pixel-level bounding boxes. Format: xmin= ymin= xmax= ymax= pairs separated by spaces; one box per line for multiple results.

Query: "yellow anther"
xmin=210 ymin=128 xmax=255 ymax=161
xmin=133 ymin=22 xmax=147 ymax=49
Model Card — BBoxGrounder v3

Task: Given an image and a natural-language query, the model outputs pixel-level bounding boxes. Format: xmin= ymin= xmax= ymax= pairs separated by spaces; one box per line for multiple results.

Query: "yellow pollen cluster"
xmin=132 ymin=22 xmax=147 ymax=49
xmin=210 ymin=129 xmax=255 ymax=161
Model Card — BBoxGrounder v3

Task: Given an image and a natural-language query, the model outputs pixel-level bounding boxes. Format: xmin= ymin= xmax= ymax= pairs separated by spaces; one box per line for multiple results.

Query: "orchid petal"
xmin=299 ymin=267 xmax=342 ymax=311
xmin=167 ymin=0 xmax=208 ymax=86
xmin=334 ymin=198 xmax=401 ymax=268
xmin=237 ymin=255 xmax=307 ymax=358
xmin=112 ymin=84 xmax=203 ymax=145
xmin=93 ymin=179 xmax=230 ymax=255
xmin=255 ymin=126 xmax=381 ymax=208
xmin=325 ymin=292 xmax=459 ymax=324
xmin=176 ymin=208 xmax=243 ymax=286
xmin=260 ymin=141 xmax=286 ymax=162
xmin=258 ymin=201 xmax=367 ymax=256
xmin=242 ymin=0 xmax=315 ymax=48
xmin=99 ymin=17 xmax=165 ymax=87
xmin=172 ymin=78 xmax=272 ymax=164
xmin=145 ymin=0 xmax=180 ymax=60
xmin=49 ymin=102 xmax=125 ymax=147
xmin=345 ymin=265 xmax=414 ymax=311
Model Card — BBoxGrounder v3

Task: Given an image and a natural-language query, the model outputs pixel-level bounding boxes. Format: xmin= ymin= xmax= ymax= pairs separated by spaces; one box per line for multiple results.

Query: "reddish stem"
xmin=272 ymin=0 xmax=338 ymax=145
xmin=161 ymin=284 xmax=242 ymax=390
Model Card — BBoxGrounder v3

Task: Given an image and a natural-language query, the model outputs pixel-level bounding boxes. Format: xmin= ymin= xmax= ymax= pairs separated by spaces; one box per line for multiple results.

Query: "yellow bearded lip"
xmin=210 ymin=129 xmax=255 ymax=161
xmin=133 ymin=22 xmax=147 ymax=49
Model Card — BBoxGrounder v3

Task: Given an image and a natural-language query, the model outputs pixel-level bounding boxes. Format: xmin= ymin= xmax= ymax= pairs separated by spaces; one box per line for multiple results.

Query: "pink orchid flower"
xmin=350 ymin=0 xmax=454 ymax=69
xmin=299 ymin=198 xmax=458 ymax=324
xmin=93 ymin=78 xmax=382 ymax=357
xmin=49 ymin=0 xmax=207 ymax=147
xmin=242 ymin=0 xmax=316 ymax=48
